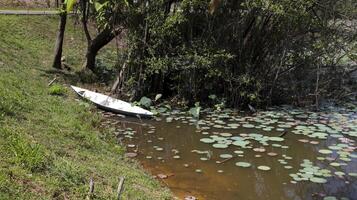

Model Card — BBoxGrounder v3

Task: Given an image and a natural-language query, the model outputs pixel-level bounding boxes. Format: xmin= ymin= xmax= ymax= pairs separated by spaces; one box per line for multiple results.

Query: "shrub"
xmin=48 ymin=84 xmax=67 ymax=96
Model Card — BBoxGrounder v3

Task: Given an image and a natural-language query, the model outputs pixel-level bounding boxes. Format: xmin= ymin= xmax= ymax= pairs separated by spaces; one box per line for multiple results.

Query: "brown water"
xmin=103 ymin=109 xmax=357 ymax=200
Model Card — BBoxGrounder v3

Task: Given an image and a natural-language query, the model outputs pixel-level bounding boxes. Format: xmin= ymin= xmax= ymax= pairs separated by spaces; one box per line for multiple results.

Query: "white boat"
xmin=71 ymin=85 xmax=153 ymax=118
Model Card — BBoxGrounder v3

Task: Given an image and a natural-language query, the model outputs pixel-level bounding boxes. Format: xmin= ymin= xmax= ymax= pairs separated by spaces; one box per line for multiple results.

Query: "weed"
xmin=7 ymin=134 xmax=48 ymax=172
xmin=48 ymin=84 xmax=67 ymax=96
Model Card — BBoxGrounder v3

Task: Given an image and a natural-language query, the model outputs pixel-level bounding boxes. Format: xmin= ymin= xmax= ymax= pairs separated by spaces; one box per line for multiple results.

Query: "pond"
xmin=102 ymin=106 xmax=357 ymax=200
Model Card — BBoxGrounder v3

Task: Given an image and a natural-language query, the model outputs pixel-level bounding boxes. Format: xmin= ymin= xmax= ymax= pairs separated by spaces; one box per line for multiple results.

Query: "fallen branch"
xmin=279 ymin=131 xmax=288 ymax=137
xmin=86 ymin=177 xmax=94 ymax=200
xmin=48 ymin=76 xmax=57 ymax=86
xmin=117 ymin=176 xmax=125 ymax=200
xmin=217 ymin=156 xmax=234 ymax=164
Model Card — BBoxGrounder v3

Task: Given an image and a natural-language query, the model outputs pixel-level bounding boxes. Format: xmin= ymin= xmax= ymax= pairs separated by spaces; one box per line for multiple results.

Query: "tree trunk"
xmin=84 ymin=27 xmax=119 ymax=72
xmin=52 ymin=7 xmax=67 ymax=69
xmin=85 ymin=45 xmax=98 ymax=72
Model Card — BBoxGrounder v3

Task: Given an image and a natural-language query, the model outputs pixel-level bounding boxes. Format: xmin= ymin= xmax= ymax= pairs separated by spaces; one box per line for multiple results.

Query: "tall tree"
xmin=52 ymin=0 xmax=67 ymax=69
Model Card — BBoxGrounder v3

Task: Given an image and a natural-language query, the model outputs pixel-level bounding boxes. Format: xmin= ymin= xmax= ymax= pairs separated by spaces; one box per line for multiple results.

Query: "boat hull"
xmin=71 ymin=86 xmax=153 ymax=118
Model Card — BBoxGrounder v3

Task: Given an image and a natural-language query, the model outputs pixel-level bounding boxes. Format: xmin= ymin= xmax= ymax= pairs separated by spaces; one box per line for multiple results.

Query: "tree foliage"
xmin=109 ymin=0 xmax=356 ymax=107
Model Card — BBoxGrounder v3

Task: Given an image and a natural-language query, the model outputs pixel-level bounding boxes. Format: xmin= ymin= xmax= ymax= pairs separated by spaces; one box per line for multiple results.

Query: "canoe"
xmin=71 ymin=85 xmax=153 ymax=118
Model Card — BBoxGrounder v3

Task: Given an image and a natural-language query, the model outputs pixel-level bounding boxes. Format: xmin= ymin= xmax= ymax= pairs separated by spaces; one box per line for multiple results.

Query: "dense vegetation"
xmin=3 ymin=0 xmax=357 ymax=111
xmin=0 ymin=16 xmax=171 ymax=199
xmin=111 ymin=0 xmax=356 ymax=108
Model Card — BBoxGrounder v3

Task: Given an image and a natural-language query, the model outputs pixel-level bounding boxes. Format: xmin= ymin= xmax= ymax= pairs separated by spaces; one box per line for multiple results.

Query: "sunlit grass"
xmin=0 ymin=15 xmax=171 ymax=199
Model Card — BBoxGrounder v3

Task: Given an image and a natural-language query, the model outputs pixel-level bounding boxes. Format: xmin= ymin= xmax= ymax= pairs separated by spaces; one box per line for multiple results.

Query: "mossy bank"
xmin=0 ymin=15 xmax=172 ymax=199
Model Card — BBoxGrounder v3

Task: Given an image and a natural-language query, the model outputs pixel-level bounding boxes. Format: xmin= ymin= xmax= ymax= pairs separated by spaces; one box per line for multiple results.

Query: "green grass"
xmin=48 ymin=84 xmax=67 ymax=96
xmin=0 ymin=15 xmax=172 ymax=200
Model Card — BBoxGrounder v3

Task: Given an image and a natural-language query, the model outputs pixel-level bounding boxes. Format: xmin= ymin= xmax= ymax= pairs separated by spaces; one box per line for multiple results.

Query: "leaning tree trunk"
xmin=84 ymin=27 xmax=118 ymax=72
xmin=52 ymin=3 xmax=67 ymax=69
xmin=79 ymin=0 xmax=122 ymax=73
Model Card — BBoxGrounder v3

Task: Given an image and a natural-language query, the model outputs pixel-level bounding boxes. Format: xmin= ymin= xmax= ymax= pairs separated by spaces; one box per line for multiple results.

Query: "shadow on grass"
xmin=40 ymin=67 xmax=116 ymax=86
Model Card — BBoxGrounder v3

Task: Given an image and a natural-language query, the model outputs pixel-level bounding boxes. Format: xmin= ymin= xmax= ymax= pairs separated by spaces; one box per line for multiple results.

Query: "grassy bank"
xmin=0 ymin=15 xmax=172 ymax=199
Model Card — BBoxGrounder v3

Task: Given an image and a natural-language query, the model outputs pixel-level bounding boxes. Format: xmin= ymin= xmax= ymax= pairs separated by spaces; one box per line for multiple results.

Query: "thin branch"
xmin=117 ymin=177 xmax=125 ymax=200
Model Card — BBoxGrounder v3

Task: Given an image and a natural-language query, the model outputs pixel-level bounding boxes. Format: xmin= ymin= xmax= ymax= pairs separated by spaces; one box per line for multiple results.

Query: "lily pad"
xmin=267 ymin=152 xmax=278 ymax=156
xmin=310 ymin=177 xmax=327 ymax=183
xmin=235 ymin=162 xmax=251 ymax=168
xmin=348 ymin=172 xmax=357 ymax=177
xmin=155 ymin=147 xmax=164 ymax=151
xmin=253 ymin=147 xmax=266 ymax=152
xmin=318 ymin=149 xmax=333 ymax=154
xmin=257 ymin=166 xmax=271 ymax=171
xmin=212 ymin=143 xmax=229 ymax=149
xmin=195 ymin=169 xmax=202 ymax=173
xmin=200 ymin=138 xmax=215 ymax=144
xmin=330 ymin=162 xmax=340 ymax=167
xmin=219 ymin=154 xmax=233 ymax=159
xmin=323 ymin=196 xmax=337 ymax=200
xmin=269 ymin=137 xmax=284 ymax=142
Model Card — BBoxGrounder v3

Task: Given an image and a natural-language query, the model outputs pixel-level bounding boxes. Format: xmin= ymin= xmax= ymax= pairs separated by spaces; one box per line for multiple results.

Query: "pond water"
xmin=102 ymin=106 xmax=357 ymax=200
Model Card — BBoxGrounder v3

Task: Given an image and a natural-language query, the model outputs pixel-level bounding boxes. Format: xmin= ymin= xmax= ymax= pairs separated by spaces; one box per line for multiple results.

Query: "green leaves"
xmin=94 ymin=1 xmax=109 ymax=11
xmin=155 ymin=94 xmax=162 ymax=101
xmin=189 ymin=102 xmax=201 ymax=119
xmin=123 ymin=0 xmax=129 ymax=7
xmin=65 ymin=0 xmax=77 ymax=12
xmin=139 ymin=96 xmax=152 ymax=108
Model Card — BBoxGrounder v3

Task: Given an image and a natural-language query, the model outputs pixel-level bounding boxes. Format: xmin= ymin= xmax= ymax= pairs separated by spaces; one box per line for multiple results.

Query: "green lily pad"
xmin=316 ymin=157 xmax=325 ymax=161
xmin=310 ymin=177 xmax=327 ymax=183
xmin=334 ymin=171 xmax=345 ymax=176
xmin=269 ymin=137 xmax=284 ymax=142
xmin=328 ymin=145 xmax=342 ymax=150
xmin=330 ymin=162 xmax=340 ymax=167
xmin=235 ymin=162 xmax=251 ymax=168
xmin=219 ymin=154 xmax=233 ymax=159
xmin=242 ymin=124 xmax=255 ymax=128
xmin=155 ymin=147 xmax=164 ymax=151
xmin=232 ymin=140 xmax=250 ymax=147
xmin=257 ymin=166 xmax=271 ymax=171
xmin=234 ymin=150 xmax=244 ymax=154
xmin=220 ymin=133 xmax=232 ymax=137
xmin=212 ymin=143 xmax=229 ymax=149
xmin=323 ymin=196 xmax=337 ymax=200
xmin=200 ymin=138 xmax=215 ymax=144
xmin=348 ymin=172 xmax=357 ymax=177
xmin=272 ymin=144 xmax=282 ymax=147
xmin=318 ymin=149 xmax=333 ymax=154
